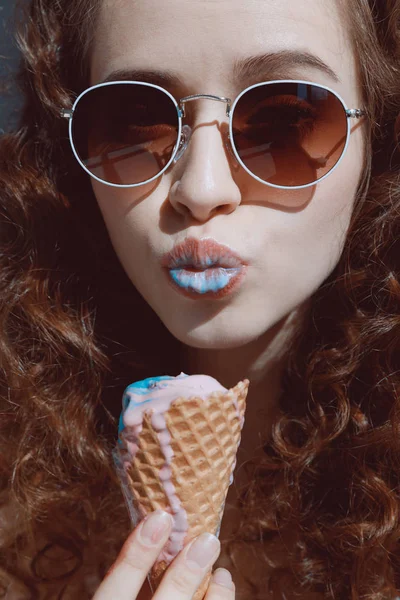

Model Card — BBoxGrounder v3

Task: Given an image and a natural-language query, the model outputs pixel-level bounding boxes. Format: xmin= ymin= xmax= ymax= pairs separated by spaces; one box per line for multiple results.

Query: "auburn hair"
xmin=0 ymin=0 xmax=400 ymax=598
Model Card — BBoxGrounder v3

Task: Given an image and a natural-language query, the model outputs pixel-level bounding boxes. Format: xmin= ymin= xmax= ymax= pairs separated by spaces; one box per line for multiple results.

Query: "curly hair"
xmin=0 ymin=0 xmax=400 ymax=598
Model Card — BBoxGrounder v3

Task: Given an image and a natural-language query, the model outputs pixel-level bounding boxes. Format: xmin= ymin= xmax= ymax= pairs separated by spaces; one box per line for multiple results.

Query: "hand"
xmin=93 ymin=509 xmax=235 ymax=599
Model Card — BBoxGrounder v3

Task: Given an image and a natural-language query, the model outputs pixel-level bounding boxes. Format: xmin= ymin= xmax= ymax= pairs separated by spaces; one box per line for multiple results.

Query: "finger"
xmin=153 ymin=532 xmax=221 ymax=600
xmin=93 ymin=510 xmax=173 ymax=600
xmin=205 ymin=568 xmax=235 ymax=598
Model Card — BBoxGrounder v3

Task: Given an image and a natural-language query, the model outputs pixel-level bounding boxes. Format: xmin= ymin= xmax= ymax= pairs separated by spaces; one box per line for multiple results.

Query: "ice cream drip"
xmin=118 ymin=372 xmax=243 ymax=563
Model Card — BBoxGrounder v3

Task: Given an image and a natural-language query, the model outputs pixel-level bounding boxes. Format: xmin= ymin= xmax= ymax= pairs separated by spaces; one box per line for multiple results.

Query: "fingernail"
xmin=212 ymin=568 xmax=234 ymax=589
xmin=139 ymin=510 xmax=173 ymax=545
xmin=186 ymin=533 xmax=220 ymax=570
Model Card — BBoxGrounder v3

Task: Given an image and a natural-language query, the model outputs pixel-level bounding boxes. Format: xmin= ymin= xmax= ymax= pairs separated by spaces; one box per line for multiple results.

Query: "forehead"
xmin=90 ymin=0 xmax=357 ymax=96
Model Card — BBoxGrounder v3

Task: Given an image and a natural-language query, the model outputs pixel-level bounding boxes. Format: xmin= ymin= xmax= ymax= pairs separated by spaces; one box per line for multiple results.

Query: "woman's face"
xmin=89 ymin=0 xmax=365 ymax=350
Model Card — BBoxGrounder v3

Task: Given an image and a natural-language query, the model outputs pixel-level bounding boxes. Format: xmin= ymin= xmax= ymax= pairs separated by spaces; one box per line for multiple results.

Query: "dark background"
xmin=0 ymin=0 xmax=23 ymax=133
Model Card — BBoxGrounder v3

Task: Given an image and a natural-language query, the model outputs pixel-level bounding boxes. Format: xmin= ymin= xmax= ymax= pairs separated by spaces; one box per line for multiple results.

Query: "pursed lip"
xmin=161 ymin=237 xmax=247 ymax=270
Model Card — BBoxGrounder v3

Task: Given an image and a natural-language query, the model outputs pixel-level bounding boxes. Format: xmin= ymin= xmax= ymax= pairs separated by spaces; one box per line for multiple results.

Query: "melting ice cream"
xmin=117 ymin=372 xmax=243 ymax=562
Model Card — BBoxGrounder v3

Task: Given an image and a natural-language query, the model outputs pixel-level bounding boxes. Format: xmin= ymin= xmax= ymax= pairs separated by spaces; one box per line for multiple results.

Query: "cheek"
xmin=272 ymin=146 xmax=364 ymax=299
xmin=90 ymin=181 xmax=155 ymax=275
xmin=91 ymin=179 xmax=151 ymax=223
xmin=308 ymin=127 xmax=365 ymax=268
xmin=262 ymin=130 xmax=365 ymax=309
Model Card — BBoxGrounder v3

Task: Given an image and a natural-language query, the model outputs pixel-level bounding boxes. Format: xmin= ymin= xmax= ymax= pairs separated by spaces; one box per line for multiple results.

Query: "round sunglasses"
xmin=60 ymin=79 xmax=366 ymax=190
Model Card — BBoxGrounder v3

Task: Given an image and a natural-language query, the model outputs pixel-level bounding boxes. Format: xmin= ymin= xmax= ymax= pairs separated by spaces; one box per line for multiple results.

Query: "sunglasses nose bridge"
xmin=178 ymin=93 xmax=232 ymax=119
xmin=174 ymin=94 xmax=235 ymax=165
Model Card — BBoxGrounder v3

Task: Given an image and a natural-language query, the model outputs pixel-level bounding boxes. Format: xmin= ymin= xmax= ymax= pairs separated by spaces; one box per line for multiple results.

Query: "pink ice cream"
xmin=116 ymin=372 xmax=243 ymax=563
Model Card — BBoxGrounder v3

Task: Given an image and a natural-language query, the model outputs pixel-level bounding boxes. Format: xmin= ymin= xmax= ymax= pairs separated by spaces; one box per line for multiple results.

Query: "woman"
xmin=0 ymin=0 xmax=400 ymax=598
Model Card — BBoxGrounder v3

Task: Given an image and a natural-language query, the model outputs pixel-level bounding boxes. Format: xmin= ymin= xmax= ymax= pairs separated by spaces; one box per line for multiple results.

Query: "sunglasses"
xmin=61 ymin=79 xmax=366 ymax=190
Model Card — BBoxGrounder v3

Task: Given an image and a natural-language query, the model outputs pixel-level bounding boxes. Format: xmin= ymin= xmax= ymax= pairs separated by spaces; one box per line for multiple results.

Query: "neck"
xmin=181 ymin=302 xmax=309 ymax=458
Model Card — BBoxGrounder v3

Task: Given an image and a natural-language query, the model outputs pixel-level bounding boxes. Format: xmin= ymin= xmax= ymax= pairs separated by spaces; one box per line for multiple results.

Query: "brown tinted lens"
xmin=72 ymin=83 xmax=179 ymax=185
xmin=231 ymin=82 xmax=348 ymax=187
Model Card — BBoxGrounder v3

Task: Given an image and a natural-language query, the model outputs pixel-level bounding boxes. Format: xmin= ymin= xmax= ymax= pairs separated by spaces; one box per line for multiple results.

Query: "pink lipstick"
xmin=161 ymin=238 xmax=248 ymax=300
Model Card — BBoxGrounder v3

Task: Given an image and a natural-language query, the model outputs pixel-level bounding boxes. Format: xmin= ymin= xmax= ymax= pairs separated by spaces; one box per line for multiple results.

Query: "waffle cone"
xmin=120 ymin=378 xmax=248 ymax=600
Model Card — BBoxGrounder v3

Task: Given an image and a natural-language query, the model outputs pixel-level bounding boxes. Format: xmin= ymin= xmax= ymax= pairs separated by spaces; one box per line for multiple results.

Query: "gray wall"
xmin=0 ymin=0 xmax=23 ymax=133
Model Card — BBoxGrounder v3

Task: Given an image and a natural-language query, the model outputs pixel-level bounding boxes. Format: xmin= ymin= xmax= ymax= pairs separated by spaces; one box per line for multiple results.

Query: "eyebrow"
xmin=100 ymin=49 xmax=340 ymax=90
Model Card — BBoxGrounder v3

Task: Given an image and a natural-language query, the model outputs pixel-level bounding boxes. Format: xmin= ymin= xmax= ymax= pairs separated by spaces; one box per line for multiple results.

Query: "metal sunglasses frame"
xmin=60 ymin=78 xmax=367 ymax=191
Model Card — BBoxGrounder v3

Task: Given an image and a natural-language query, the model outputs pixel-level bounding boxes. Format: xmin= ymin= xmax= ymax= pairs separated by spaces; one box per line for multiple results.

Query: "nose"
xmin=168 ymin=110 xmax=242 ymax=222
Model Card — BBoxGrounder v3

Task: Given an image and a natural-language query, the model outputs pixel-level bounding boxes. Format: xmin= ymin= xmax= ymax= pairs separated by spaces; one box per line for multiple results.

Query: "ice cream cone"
xmin=115 ymin=378 xmax=248 ymax=600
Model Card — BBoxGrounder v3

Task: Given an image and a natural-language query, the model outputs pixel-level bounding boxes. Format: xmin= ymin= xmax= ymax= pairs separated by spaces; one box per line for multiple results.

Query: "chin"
xmin=162 ymin=315 xmax=266 ymax=350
